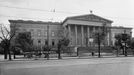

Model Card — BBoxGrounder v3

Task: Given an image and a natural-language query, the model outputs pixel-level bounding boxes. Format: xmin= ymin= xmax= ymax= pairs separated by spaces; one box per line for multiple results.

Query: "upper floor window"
xmin=52 ymin=32 xmax=55 ymax=36
xmin=37 ymin=30 xmax=41 ymax=37
xmin=44 ymin=31 xmax=47 ymax=37
xmin=30 ymin=29 xmax=34 ymax=36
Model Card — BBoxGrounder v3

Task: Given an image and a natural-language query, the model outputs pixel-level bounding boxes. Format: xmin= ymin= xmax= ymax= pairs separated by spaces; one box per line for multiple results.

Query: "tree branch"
xmin=3 ymin=25 xmax=10 ymax=39
xmin=0 ymin=25 xmax=7 ymax=39
xmin=0 ymin=36 xmax=4 ymax=40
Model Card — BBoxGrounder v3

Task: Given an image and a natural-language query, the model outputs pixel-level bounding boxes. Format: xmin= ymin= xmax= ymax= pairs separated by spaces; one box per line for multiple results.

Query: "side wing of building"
xmin=111 ymin=26 xmax=132 ymax=46
xmin=9 ymin=20 xmax=63 ymax=49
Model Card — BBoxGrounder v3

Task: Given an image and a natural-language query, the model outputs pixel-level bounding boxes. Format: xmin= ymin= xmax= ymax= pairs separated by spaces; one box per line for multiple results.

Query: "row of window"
xmin=37 ymin=39 xmax=55 ymax=46
xmin=30 ymin=30 xmax=56 ymax=37
xmin=20 ymin=29 xmax=59 ymax=37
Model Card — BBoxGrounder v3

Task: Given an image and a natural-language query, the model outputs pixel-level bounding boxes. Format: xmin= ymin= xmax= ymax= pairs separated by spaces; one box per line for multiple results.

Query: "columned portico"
xmin=66 ymin=25 xmax=113 ymax=47
xmin=63 ymin=14 xmax=113 ymax=47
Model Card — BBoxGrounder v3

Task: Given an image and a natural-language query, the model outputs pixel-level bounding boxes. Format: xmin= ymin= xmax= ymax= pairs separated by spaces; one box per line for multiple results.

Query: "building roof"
xmin=9 ymin=20 xmax=62 ymax=25
xmin=111 ymin=26 xmax=133 ymax=30
xmin=63 ymin=14 xmax=113 ymax=24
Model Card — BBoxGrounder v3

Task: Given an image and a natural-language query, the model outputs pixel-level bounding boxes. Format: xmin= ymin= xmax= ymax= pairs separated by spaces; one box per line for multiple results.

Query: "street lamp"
xmin=122 ymin=30 xmax=128 ymax=56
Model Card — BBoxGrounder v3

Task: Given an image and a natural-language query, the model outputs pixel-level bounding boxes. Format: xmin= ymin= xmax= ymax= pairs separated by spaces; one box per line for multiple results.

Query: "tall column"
xmin=81 ymin=25 xmax=84 ymax=46
xmin=87 ymin=26 xmax=89 ymax=46
xmin=87 ymin=26 xmax=89 ymax=38
xmin=75 ymin=25 xmax=77 ymax=46
xmin=107 ymin=32 xmax=110 ymax=46
xmin=93 ymin=26 xmax=96 ymax=46
xmin=68 ymin=25 xmax=71 ymax=45
xmin=98 ymin=26 xmax=101 ymax=32
xmin=107 ymin=27 xmax=111 ymax=46
xmin=93 ymin=26 xmax=96 ymax=33
xmin=109 ymin=27 xmax=112 ymax=46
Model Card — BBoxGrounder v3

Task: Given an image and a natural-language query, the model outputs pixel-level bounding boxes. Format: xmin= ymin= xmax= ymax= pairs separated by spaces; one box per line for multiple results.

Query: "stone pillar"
xmin=108 ymin=27 xmax=111 ymax=46
xmin=109 ymin=27 xmax=112 ymax=46
xmin=93 ymin=26 xmax=96 ymax=46
xmin=107 ymin=32 xmax=110 ymax=46
xmin=68 ymin=25 xmax=71 ymax=36
xmin=93 ymin=26 xmax=96 ymax=33
xmin=68 ymin=25 xmax=71 ymax=45
xmin=81 ymin=25 xmax=84 ymax=46
xmin=75 ymin=25 xmax=77 ymax=46
xmin=87 ymin=26 xmax=89 ymax=46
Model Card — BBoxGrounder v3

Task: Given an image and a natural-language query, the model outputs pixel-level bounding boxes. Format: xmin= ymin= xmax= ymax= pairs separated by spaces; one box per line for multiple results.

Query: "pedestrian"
xmin=91 ymin=51 xmax=94 ymax=56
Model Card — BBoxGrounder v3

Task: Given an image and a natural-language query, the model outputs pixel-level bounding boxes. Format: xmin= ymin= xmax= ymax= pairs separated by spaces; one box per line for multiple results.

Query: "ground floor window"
xmin=45 ymin=39 xmax=48 ymax=45
xmin=52 ymin=39 xmax=55 ymax=46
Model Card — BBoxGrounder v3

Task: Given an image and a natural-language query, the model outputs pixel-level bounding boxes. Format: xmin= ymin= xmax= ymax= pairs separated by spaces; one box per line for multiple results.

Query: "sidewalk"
xmin=1 ymin=54 xmax=134 ymax=62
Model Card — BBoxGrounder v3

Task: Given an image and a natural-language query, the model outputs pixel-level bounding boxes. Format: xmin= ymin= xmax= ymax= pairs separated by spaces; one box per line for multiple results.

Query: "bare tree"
xmin=114 ymin=32 xmax=131 ymax=56
xmin=57 ymin=28 xmax=70 ymax=59
xmin=0 ymin=23 xmax=17 ymax=60
xmin=93 ymin=22 xmax=108 ymax=58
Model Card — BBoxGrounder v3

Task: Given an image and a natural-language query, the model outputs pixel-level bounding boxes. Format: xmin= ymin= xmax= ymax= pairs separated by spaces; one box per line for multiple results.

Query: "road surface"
xmin=1 ymin=57 xmax=134 ymax=75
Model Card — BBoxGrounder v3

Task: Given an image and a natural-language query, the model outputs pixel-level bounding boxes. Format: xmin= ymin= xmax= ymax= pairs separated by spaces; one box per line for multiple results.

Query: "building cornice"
xmin=9 ymin=20 xmax=62 ymax=25
xmin=111 ymin=26 xmax=133 ymax=30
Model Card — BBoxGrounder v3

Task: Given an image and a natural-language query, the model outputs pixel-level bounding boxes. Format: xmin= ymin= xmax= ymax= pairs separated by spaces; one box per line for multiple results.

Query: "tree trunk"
xmin=8 ymin=45 xmax=12 ymax=60
xmin=77 ymin=49 xmax=79 ymax=56
xmin=58 ymin=45 xmax=61 ymax=59
xmin=14 ymin=53 xmax=16 ymax=59
xmin=58 ymin=48 xmax=61 ymax=59
xmin=124 ymin=42 xmax=127 ymax=56
xmin=4 ymin=48 xmax=8 ymax=59
xmin=116 ymin=48 xmax=119 ymax=57
xmin=133 ymin=50 xmax=134 ymax=56
xmin=98 ymin=42 xmax=101 ymax=58
xmin=47 ymin=47 xmax=50 ymax=60
xmin=8 ymin=49 xmax=12 ymax=60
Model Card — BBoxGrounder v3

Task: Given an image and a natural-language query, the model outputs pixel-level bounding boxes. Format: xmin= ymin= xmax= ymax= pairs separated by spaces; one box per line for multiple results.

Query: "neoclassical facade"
xmin=9 ymin=13 xmax=132 ymax=48
xmin=62 ymin=14 xmax=113 ymax=47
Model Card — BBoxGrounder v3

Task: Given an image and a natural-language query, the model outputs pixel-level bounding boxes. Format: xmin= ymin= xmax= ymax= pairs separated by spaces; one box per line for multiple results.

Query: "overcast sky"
xmin=0 ymin=0 xmax=134 ymax=36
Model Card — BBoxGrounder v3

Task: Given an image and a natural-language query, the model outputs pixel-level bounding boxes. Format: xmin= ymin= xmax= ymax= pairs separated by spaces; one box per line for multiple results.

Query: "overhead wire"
xmin=0 ymin=5 xmax=80 ymax=14
xmin=0 ymin=5 xmax=134 ymax=23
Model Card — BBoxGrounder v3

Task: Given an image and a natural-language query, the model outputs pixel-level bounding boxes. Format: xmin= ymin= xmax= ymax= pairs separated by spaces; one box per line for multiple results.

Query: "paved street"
xmin=1 ymin=57 xmax=134 ymax=75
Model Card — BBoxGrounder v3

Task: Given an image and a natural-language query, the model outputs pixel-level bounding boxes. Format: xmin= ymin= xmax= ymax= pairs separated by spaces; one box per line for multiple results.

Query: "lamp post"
xmin=122 ymin=30 xmax=127 ymax=56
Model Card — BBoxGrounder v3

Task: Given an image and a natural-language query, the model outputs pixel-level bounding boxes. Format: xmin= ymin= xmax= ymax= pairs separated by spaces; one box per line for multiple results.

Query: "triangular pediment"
xmin=66 ymin=14 xmax=113 ymax=23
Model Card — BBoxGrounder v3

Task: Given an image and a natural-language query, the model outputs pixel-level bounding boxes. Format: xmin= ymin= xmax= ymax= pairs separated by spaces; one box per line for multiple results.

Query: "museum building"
xmin=9 ymin=13 xmax=132 ymax=49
